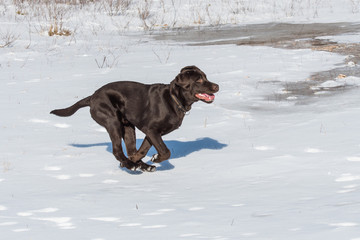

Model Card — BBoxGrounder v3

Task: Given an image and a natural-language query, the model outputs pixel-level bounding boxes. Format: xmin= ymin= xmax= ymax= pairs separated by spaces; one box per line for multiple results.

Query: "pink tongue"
xmin=196 ymin=93 xmax=215 ymax=101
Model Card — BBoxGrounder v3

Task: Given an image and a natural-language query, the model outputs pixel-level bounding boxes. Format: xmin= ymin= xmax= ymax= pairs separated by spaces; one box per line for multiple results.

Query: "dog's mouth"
xmin=195 ymin=93 xmax=215 ymax=103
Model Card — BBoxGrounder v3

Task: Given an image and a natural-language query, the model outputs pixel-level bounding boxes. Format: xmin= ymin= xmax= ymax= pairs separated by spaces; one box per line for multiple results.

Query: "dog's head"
xmin=172 ymin=66 xmax=219 ymax=103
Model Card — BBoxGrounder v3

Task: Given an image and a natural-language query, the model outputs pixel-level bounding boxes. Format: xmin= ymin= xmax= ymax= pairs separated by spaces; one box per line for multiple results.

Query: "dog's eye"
xmin=196 ymin=78 xmax=204 ymax=84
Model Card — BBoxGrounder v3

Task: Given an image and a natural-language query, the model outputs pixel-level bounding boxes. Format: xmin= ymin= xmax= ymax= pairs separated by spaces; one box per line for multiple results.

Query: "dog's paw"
xmin=142 ymin=165 xmax=156 ymax=172
xmin=151 ymin=154 xmax=160 ymax=163
xmin=120 ymin=160 xmax=139 ymax=171
xmin=138 ymin=161 xmax=156 ymax=172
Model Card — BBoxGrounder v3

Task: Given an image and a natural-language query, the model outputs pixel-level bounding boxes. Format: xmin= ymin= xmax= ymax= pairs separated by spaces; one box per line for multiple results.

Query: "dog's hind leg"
xmin=122 ymin=121 xmax=137 ymax=157
xmin=90 ymin=106 xmax=138 ymax=171
xmin=123 ymin=124 xmax=156 ymax=172
xmin=129 ymin=137 xmax=152 ymax=162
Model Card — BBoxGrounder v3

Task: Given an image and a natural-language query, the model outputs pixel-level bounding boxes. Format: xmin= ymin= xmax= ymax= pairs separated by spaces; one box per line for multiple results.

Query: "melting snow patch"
xmin=318 ymin=76 xmax=360 ymax=89
xmin=320 ymin=80 xmax=344 ymax=88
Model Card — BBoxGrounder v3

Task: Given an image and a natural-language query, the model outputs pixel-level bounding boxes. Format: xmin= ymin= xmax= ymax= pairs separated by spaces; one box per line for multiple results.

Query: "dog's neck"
xmin=169 ymin=83 xmax=194 ymax=113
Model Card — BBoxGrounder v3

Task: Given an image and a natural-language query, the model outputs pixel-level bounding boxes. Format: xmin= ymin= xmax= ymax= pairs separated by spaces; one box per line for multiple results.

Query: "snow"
xmin=1 ymin=0 xmax=360 ymax=239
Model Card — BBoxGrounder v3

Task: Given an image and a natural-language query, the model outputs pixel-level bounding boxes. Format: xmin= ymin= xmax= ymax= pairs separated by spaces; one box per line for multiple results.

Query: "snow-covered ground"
xmin=1 ymin=0 xmax=360 ymax=239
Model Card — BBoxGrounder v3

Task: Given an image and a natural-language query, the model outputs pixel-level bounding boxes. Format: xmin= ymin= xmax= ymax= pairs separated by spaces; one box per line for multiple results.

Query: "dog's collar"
xmin=170 ymin=93 xmax=188 ymax=114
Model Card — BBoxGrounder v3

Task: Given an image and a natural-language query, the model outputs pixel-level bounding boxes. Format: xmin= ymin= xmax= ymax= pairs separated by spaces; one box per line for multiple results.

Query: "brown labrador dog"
xmin=50 ymin=66 xmax=219 ymax=172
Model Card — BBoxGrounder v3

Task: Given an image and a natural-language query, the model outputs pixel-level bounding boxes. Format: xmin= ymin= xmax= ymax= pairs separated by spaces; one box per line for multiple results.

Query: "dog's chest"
xmin=158 ymin=116 xmax=184 ymax=135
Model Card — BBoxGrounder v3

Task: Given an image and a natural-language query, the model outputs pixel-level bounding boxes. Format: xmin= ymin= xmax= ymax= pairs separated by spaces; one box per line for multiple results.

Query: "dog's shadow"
xmin=71 ymin=137 xmax=227 ymax=173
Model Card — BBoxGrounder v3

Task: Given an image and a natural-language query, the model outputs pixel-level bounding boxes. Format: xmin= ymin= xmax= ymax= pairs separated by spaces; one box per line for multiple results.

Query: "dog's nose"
xmin=212 ymin=83 xmax=219 ymax=92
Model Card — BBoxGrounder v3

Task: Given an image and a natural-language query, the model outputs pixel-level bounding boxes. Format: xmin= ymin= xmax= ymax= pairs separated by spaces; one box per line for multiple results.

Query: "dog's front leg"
xmin=147 ymin=133 xmax=171 ymax=163
xmin=128 ymin=137 xmax=156 ymax=172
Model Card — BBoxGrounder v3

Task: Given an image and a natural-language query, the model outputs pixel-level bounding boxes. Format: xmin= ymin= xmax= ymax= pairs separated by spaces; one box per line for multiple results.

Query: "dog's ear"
xmin=173 ymin=72 xmax=191 ymax=90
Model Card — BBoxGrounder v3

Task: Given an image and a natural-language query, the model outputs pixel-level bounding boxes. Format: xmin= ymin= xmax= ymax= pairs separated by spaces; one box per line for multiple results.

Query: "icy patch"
xmin=320 ymin=80 xmax=344 ymax=88
xmin=348 ymin=61 xmax=356 ymax=67
xmin=313 ymin=76 xmax=360 ymax=90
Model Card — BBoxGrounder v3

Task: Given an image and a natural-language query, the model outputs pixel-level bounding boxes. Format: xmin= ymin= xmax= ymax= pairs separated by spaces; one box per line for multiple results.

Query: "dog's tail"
xmin=50 ymin=96 xmax=91 ymax=117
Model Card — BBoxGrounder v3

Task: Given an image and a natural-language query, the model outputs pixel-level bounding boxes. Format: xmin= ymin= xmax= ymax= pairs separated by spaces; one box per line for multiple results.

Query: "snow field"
xmin=1 ymin=0 xmax=360 ymax=240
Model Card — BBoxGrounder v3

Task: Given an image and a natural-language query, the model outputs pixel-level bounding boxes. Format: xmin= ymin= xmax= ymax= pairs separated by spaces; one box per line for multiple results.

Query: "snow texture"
xmin=1 ymin=0 xmax=360 ymax=239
